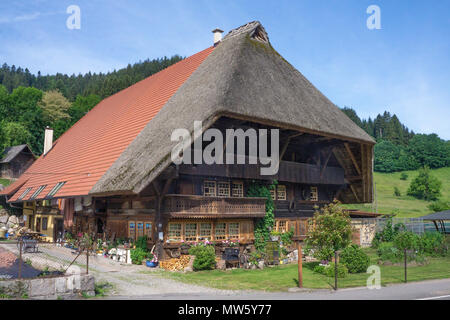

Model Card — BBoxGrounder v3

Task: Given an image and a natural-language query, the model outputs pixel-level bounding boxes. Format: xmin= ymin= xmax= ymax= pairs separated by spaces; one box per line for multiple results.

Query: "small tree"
xmin=394 ymin=187 xmax=401 ymax=197
xmin=407 ymin=166 xmax=442 ymax=201
xmin=305 ymin=200 xmax=353 ymax=261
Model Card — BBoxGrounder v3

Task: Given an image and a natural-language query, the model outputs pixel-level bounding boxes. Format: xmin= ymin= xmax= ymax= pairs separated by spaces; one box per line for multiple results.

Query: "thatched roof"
xmin=91 ymin=21 xmax=375 ymax=195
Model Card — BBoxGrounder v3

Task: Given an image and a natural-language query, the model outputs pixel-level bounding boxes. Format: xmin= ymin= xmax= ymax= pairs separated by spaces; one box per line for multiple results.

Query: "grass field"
xmin=343 ymin=167 xmax=450 ymax=218
xmin=0 ymin=178 xmax=11 ymax=187
xmin=156 ymin=248 xmax=450 ymax=291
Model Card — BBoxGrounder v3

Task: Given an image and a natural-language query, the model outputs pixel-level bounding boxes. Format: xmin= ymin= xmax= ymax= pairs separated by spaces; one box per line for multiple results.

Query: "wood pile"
xmin=160 ymin=255 xmax=191 ymax=271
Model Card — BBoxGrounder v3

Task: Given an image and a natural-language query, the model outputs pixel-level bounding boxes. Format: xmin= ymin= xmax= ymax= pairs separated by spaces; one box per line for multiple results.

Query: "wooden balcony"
xmin=163 ymin=194 xmax=266 ymax=218
xmin=178 ymin=159 xmax=344 ymax=185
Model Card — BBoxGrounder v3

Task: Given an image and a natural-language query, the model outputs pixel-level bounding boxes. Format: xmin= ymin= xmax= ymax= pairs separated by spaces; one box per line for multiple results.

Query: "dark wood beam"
xmin=344 ymin=143 xmax=361 ymax=175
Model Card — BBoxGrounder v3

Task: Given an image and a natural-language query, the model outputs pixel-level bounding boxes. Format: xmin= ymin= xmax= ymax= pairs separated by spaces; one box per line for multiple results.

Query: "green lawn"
xmin=343 ymin=167 xmax=450 ymax=218
xmin=0 ymin=178 xmax=11 ymax=187
xmin=154 ymin=249 xmax=450 ymax=292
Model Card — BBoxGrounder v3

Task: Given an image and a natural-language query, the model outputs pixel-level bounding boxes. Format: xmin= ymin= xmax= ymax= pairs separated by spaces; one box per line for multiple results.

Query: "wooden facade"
xmin=20 ymin=117 xmax=374 ymax=258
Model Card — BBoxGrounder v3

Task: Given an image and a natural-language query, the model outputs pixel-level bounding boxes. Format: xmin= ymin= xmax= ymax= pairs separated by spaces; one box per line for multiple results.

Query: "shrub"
xmin=371 ymin=218 xmax=405 ymax=247
xmin=190 ymin=245 xmax=216 ymax=271
xmin=393 ymin=231 xmax=420 ymax=252
xmin=419 ymin=232 xmax=447 ymax=257
xmin=377 ymin=242 xmax=402 ymax=263
xmin=407 ymin=166 xmax=442 ymax=201
xmin=136 ymin=236 xmax=148 ymax=251
xmin=394 ymin=187 xmax=401 ymax=197
xmin=304 ymin=200 xmax=353 ymax=261
xmin=340 ymin=245 xmax=370 ymax=273
xmin=400 ymin=172 xmax=408 ymax=180
xmin=130 ymin=248 xmax=148 ymax=265
xmin=324 ymin=262 xmax=348 ymax=278
xmin=427 ymin=200 xmax=450 ymax=213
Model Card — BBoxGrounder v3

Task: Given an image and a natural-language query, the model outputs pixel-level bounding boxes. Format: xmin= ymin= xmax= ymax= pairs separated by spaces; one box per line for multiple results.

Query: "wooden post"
xmin=334 ymin=251 xmax=338 ymax=290
xmin=297 ymin=243 xmax=303 ymax=288
xmin=404 ymin=248 xmax=407 ymax=283
xmin=18 ymin=238 xmax=23 ymax=279
xmin=86 ymin=245 xmax=89 ymax=275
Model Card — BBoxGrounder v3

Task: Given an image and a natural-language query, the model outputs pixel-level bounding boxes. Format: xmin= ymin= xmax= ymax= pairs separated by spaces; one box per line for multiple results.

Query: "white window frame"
xmin=203 ymin=181 xmax=217 ymax=197
xmin=277 ymin=185 xmax=287 ymax=201
xmin=310 ymin=186 xmax=318 ymax=202
xmin=231 ymin=181 xmax=244 ymax=198
xmin=217 ymin=181 xmax=230 ymax=197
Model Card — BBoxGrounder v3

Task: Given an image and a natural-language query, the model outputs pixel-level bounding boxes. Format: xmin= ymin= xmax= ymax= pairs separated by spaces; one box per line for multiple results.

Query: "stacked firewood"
xmin=160 ymin=255 xmax=191 ymax=271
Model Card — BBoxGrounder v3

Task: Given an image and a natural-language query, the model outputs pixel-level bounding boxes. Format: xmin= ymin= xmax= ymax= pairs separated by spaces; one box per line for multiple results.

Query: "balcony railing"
xmin=163 ymin=194 xmax=266 ymax=218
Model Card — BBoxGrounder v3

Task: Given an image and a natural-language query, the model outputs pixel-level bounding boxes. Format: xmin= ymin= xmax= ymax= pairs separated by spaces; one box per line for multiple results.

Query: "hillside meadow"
xmin=344 ymin=167 xmax=450 ymax=218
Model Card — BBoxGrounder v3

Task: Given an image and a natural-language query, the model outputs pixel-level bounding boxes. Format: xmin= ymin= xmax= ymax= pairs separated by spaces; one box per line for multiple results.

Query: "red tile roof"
xmin=2 ymin=47 xmax=214 ymax=202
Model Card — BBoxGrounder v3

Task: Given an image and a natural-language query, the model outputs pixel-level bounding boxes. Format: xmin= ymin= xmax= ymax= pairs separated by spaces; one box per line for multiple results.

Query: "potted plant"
xmin=145 ymin=253 xmax=159 ymax=268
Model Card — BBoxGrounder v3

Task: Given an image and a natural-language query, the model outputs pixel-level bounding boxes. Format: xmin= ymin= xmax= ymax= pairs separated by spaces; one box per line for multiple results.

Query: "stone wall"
xmin=0 ymin=274 xmax=95 ymax=299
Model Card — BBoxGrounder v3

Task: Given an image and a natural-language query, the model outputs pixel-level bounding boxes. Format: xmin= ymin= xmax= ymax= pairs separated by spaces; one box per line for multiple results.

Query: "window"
xmin=231 ymin=182 xmax=244 ymax=198
xmin=270 ymin=188 xmax=276 ymax=200
xmin=128 ymin=222 xmax=136 ymax=240
xmin=310 ymin=187 xmax=318 ymax=202
xmin=30 ymin=185 xmax=47 ymax=200
xmin=145 ymin=222 xmax=152 ymax=239
xmin=203 ymin=181 xmax=216 ymax=197
xmin=18 ymin=188 xmax=32 ymax=200
xmin=277 ymin=185 xmax=287 ymax=201
xmin=168 ymin=223 xmax=182 ymax=242
xmin=42 ymin=217 xmax=48 ymax=231
xmin=215 ymin=223 xmax=226 ymax=240
xmin=217 ymin=182 xmax=230 ymax=197
xmin=199 ymin=223 xmax=212 ymax=240
xmin=277 ymin=220 xmax=287 ymax=233
xmin=229 ymin=223 xmax=240 ymax=239
xmin=185 ymin=223 xmax=198 ymax=242
xmin=137 ymin=222 xmax=144 ymax=238
xmin=46 ymin=182 xmax=66 ymax=198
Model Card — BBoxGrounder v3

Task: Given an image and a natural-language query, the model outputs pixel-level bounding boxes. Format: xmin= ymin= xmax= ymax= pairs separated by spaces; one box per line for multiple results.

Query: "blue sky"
xmin=0 ymin=0 xmax=449 ymax=139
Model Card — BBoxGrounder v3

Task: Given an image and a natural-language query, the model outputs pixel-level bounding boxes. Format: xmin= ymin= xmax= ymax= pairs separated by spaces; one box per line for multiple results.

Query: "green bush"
xmin=340 ymin=245 xmax=370 ymax=273
xmin=407 ymin=166 xmax=442 ymax=201
xmin=371 ymin=218 xmax=405 ymax=248
xmin=400 ymin=172 xmax=408 ymax=180
xmin=393 ymin=231 xmax=420 ymax=251
xmin=324 ymin=263 xmax=348 ymax=278
xmin=394 ymin=187 xmax=401 ymax=197
xmin=312 ymin=262 xmax=348 ymax=278
xmin=377 ymin=242 xmax=402 ymax=263
xmin=136 ymin=236 xmax=148 ymax=251
xmin=130 ymin=248 xmax=148 ymax=265
xmin=190 ymin=245 xmax=216 ymax=271
xmin=419 ymin=232 xmax=447 ymax=257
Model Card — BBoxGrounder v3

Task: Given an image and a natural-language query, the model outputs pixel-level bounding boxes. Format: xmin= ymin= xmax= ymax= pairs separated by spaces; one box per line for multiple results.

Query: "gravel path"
xmin=0 ymin=243 xmax=232 ymax=297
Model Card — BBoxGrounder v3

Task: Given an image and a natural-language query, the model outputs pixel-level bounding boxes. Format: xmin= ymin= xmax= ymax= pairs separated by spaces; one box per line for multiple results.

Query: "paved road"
xmin=105 ymin=278 xmax=450 ymax=300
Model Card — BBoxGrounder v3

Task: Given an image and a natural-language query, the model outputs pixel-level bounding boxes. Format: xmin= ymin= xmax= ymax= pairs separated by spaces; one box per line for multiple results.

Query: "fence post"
xmin=297 ymin=243 xmax=303 ymax=288
xmin=86 ymin=246 xmax=89 ymax=275
xmin=18 ymin=238 xmax=23 ymax=279
xmin=404 ymin=248 xmax=407 ymax=283
xmin=334 ymin=250 xmax=338 ymax=291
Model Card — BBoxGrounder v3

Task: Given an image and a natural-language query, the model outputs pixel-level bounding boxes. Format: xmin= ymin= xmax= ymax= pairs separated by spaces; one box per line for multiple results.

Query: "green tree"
xmin=374 ymin=140 xmax=418 ymax=172
xmin=0 ymin=121 xmax=32 ymax=150
xmin=407 ymin=134 xmax=450 ymax=169
xmin=305 ymin=200 xmax=353 ymax=261
xmin=407 ymin=167 xmax=442 ymax=201
xmin=427 ymin=200 xmax=450 ymax=213
xmin=38 ymin=90 xmax=71 ymax=124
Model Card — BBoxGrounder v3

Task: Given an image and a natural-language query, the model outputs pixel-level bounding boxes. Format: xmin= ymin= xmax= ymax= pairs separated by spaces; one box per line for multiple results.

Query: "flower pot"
xmin=146 ymin=261 xmax=158 ymax=268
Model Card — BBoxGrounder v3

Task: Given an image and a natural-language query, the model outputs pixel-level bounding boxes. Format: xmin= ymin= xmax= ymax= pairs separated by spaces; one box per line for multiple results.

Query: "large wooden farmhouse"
xmin=0 ymin=22 xmax=375 ymax=257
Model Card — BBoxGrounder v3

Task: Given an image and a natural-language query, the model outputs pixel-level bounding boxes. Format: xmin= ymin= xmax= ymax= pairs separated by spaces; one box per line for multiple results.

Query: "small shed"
xmin=421 ymin=210 xmax=450 ymax=234
xmin=0 ymin=145 xmax=35 ymax=179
